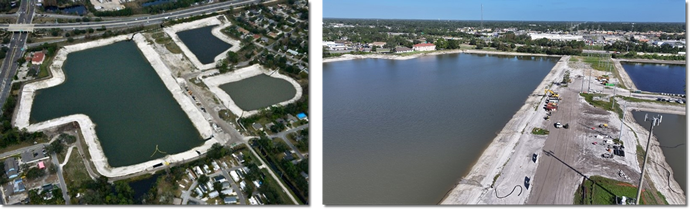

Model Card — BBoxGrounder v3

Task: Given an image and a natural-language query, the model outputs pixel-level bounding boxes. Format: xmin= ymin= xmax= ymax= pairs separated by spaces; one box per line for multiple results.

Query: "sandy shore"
xmin=202 ymin=64 xmax=302 ymax=117
xmin=619 ymin=98 xmax=686 ymax=204
xmin=616 ymin=58 xmax=686 ymax=65
xmin=14 ymin=34 xmax=219 ymax=178
xmin=323 ymin=49 xmax=562 ymax=63
xmin=164 ymin=15 xmax=240 ymax=70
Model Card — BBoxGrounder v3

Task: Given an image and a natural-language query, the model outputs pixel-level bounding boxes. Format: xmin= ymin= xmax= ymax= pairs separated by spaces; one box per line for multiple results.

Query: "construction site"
xmin=442 ymin=55 xmax=686 ymax=205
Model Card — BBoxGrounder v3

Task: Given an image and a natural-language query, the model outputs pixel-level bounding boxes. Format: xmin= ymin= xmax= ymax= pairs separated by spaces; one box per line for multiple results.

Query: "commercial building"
xmin=413 ymin=43 xmax=436 ymax=51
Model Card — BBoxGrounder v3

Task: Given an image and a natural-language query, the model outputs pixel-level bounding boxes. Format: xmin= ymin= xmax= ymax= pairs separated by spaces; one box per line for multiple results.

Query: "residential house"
xmin=286 ymin=114 xmax=298 ymax=124
xmin=224 ymin=196 xmax=238 ymax=204
xmin=4 ymin=157 xmax=19 ymax=179
xmin=287 ymin=49 xmax=299 ymax=56
xmin=251 ymin=123 xmax=263 ymax=131
xmin=13 ymin=178 xmax=25 ymax=193
xmin=394 ymin=47 xmax=412 ymax=53
xmin=371 ymin=42 xmax=386 ymax=48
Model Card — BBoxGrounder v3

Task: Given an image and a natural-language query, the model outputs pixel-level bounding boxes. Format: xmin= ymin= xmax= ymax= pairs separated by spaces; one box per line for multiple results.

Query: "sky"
xmin=324 ymin=0 xmax=686 ymax=22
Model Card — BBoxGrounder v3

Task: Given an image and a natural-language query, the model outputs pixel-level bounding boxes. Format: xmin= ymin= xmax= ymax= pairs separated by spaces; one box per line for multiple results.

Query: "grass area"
xmin=657 ymin=191 xmax=669 ymax=205
xmin=62 ymin=148 xmax=90 ymax=189
xmin=582 ymin=55 xmax=613 ymax=72
xmin=491 ymin=173 xmax=500 ymax=188
xmin=164 ymin=42 xmax=182 ymax=54
xmin=218 ymin=109 xmax=235 ymax=122
xmin=579 ymin=55 xmax=628 ymax=89
xmin=37 ymin=57 xmax=52 ymax=78
xmin=531 ymin=127 xmax=550 ymax=135
xmin=151 ymin=32 xmax=182 ymax=54
xmin=617 ymin=96 xmax=685 ymax=106
xmin=56 ymin=145 xmax=73 ymax=164
xmin=260 ymin=168 xmax=295 ymax=204
xmin=612 ymin=138 xmax=623 ymax=146
xmin=580 ymin=93 xmax=624 ymax=118
xmin=573 ymin=175 xmax=647 ymax=205
xmin=636 ymin=145 xmax=645 ymax=169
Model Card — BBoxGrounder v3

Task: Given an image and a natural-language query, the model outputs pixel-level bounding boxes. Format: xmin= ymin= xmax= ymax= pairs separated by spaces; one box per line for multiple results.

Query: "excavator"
xmin=545 ymin=89 xmax=560 ymax=98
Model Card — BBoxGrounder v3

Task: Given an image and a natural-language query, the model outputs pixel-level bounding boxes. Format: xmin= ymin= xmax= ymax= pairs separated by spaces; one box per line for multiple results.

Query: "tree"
xmin=226 ymin=51 xmax=239 ymax=64
xmin=46 ymin=139 xmax=64 ymax=154
xmin=67 ymin=37 xmax=74 ymax=43
xmin=206 ymin=143 xmax=228 ymax=159
xmin=213 ymin=182 xmax=223 ymax=193
xmin=2 ymin=37 xmax=8 ymax=44
xmin=197 ymin=174 xmax=209 ymax=184
xmin=59 ymin=134 xmax=76 ymax=144
xmin=25 ymin=167 xmax=45 ymax=180
xmin=49 ymin=164 xmax=57 ymax=174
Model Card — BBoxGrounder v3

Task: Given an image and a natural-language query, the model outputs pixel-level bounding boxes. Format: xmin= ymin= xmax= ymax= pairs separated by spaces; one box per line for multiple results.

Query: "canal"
xmin=176 ymin=25 xmax=232 ymax=65
xmin=632 ymin=111 xmax=686 ymax=194
xmin=30 ymin=41 xmax=204 ymax=167
xmin=219 ymin=74 xmax=297 ymax=111
xmin=622 ymin=62 xmax=686 ymax=94
xmin=323 ymin=54 xmax=558 ymax=204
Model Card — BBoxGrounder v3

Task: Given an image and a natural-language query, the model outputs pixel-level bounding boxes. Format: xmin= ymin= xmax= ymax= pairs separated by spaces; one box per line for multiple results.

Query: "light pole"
xmin=635 ymin=114 xmax=663 ymax=205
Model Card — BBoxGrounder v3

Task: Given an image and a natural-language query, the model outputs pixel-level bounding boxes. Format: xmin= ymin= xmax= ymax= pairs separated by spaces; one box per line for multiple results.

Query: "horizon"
xmin=323 ymin=17 xmax=687 ymax=24
xmin=324 ymin=0 xmax=686 ymax=23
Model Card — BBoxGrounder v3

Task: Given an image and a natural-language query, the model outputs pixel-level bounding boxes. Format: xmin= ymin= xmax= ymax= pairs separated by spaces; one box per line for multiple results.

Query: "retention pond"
xmin=176 ymin=25 xmax=231 ymax=65
xmin=632 ymin=110 xmax=686 ymax=194
xmin=219 ymin=74 xmax=297 ymax=111
xmin=30 ymin=41 xmax=203 ymax=167
xmin=621 ymin=62 xmax=686 ymax=94
xmin=323 ymin=54 xmax=558 ymax=204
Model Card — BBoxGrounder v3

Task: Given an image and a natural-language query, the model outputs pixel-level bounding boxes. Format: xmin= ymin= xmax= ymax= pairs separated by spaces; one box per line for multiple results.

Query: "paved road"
xmin=184 ymin=76 xmax=247 ymax=146
xmin=50 ymin=152 xmax=70 ymax=205
xmin=269 ymin=124 xmax=307 ymax=160
xmin=181 ymin=181 xmax=198 ymax=205
xmin=0 ymin=0 xmax=263 ymax=30
xmin=527 ymin=72 xmax=586 ymax=204
xmin=0 ymin=0 xmax=34 ymax=111
xmin=221 ymin=169 xmax=247 ymax=205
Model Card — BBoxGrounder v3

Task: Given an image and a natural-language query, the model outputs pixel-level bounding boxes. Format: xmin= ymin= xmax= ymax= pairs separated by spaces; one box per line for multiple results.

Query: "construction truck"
xmin=544 ymin=89 xmax=560 ymax=98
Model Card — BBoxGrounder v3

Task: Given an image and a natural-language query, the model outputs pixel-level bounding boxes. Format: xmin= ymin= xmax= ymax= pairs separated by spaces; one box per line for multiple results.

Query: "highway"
xmin=0 ymin=0 xmax=34 ymax=109
xmin=0 ymin=0 xmax=263 ymax=31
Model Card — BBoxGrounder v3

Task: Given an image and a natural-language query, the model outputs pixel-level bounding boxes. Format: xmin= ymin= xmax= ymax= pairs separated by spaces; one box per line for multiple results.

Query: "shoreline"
xmin=13 ymin=34 xmax=219 ymax=178
xmin=616 ymin=58 xmax=686 ymax=65
xmin=440 ymin=55 xmax=569 ymax=204
xmin=439 ymin=54 xmax=686 ymax=204
xmin=323 ymin=49 xmax=563 ymax=63
xmin=164 ymin=15 xmax=240 ymax=71
xmin=202 ymin=64 xmax=303 ymax=117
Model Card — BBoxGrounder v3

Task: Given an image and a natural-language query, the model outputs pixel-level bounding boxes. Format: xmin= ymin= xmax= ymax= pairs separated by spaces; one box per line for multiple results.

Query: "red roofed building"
xmin=32 ymin=52 xmax=45 ymax=65
xmin=413 ymin=43 xmax=436 ymax=51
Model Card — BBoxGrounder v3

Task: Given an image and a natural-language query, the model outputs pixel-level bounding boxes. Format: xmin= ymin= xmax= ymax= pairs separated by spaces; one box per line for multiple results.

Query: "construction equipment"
xmin=599 ymin=124 xmax=608 ymax=128
xmin=545 ymin=89 xmax=560 ymax=98
xmin=555 ymin=122 xmax=563 ymax=128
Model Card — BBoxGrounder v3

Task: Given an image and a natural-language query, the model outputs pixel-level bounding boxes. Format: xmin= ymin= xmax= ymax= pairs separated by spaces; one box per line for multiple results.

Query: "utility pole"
xmin=588 ymin=65 xmax=592 ymax=92
xmin=618 ymin=101 xmax=627 ymax=141
xmin=580 ymin=63 xmax=585 ymax=93
xmin=635 ymin=114 xmax=663 ymax=205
